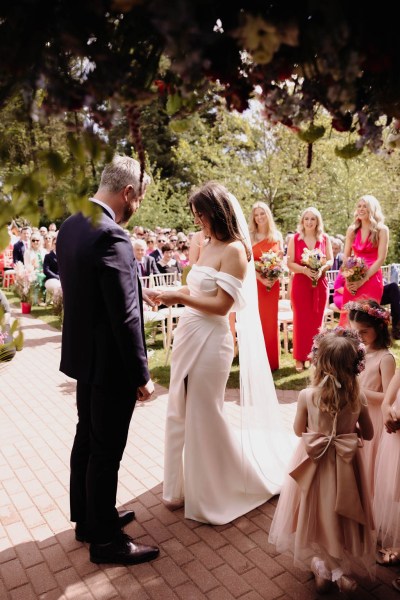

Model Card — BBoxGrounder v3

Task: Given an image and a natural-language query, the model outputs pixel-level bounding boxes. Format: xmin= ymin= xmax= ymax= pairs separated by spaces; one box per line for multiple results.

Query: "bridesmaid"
xmin=287 ymin=207 xmax=333 ymax=372
xmin=339 ymin=194 xmax=388 ymax=326
xmin=249 ymin=202 xmax=284 ymax=371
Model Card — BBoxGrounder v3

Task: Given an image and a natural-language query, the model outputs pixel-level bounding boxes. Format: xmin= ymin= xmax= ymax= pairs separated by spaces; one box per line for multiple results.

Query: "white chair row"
xmin=139 ymin=272 xmax=178 ymax=288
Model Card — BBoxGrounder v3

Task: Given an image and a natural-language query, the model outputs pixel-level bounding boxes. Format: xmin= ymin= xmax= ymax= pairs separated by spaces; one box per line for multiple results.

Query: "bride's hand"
xmin=158 ymin=290 xmax=183 ymax=306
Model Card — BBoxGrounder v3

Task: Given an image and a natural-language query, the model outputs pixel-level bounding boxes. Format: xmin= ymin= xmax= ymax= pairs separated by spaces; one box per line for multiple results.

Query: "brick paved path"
xmin=0 ymin=310 xmax=399 ymax=599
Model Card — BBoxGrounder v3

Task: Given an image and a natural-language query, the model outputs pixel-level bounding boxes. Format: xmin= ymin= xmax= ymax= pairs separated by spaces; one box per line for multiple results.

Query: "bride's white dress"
xmin=163 ymin=264 xmax=295 ymax=524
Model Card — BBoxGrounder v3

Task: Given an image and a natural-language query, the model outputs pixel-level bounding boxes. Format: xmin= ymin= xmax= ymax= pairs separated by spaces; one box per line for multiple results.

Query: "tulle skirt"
xmin=374 ymin=393 xmax=400 ymax=547
xmin=269 ymin=438 xmax=376 ymax=579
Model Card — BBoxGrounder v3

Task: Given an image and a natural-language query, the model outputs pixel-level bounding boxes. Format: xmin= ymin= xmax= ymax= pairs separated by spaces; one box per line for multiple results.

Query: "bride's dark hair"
xmin=188 ymin=181 xmax=251 ymax=260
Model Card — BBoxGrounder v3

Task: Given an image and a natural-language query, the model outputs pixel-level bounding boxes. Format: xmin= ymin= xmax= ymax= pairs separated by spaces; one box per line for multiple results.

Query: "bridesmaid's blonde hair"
xmin=297 ymin=207 xmax=324 ymax=241
xmin=352 ymin=194 xmax=385 ymax=246
xmin=248 ymin=202 xmax=280 ymax=244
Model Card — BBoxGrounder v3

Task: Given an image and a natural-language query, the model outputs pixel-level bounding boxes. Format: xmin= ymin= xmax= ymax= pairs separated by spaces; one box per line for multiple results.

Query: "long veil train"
xmin=228 ymin=193 xmax=297 ymax=495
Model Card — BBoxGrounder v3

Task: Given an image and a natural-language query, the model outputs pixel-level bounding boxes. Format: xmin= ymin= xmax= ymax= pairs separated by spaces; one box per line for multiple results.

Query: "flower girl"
xmin=269 ymin=327 xmax=375 ymax=593
xmin=346 ymin=299 xmax=395 ymax=497
xmin=374 ymin=369 xmax=400 ymax=583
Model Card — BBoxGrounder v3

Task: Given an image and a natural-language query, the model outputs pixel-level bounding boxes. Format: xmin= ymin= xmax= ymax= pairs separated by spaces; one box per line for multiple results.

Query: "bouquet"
xmin=254 ymin=251 xmax=286 ymax=290
xmin=340 ymin=256 xmax=368 ymax=284
xmin=301 ymin=248 xmax=326 ymax=287
xmin=13 ymin=261 xmax=37 ymax=303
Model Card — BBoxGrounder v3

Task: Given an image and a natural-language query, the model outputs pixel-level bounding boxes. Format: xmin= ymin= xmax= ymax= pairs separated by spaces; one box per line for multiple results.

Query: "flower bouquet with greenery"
xmin=255 ymin=251 xmax=286 ymax=290
xmin=301 ymin=248 xmax=326 ymax=287
xmin=340 ymin=256 xmax=368 ymax=283
xmin=0 ymin=307 xmax=23 ymax=363
xmin=13 ymin=261 xmax=37 ymax=303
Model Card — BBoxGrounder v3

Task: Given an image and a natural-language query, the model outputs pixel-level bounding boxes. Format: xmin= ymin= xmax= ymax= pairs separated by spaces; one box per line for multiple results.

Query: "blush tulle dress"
xmin=374 ymin=391 xmax=400 ymax=548
xmin=358 ymin=348 xmax=395 ymax=497
xmin=269 ymin=389 xmax=376 ymax=580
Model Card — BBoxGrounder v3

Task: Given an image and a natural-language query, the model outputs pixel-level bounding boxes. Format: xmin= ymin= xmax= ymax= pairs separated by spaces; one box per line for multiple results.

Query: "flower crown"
xmin=344 ymin=301 xmax=391 ymax=325
xmin=309 ymin=326 xmax=366 ymax=374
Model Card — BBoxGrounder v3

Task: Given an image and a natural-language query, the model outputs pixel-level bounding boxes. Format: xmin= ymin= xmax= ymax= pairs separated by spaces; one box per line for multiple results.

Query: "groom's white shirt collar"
xmin=89 ymin=198 xmax=116 ymax=222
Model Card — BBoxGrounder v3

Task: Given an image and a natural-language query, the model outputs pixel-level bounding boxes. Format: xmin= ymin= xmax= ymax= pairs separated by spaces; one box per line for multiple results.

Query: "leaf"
xmin=67 ymin=134 xmax=86 ymax=164
xmin=166 ymin=93 xmax=183 ymax=116
xmin=13 ymin=330 xmax=24 ymax=351
xmin=334 ymin=143 xmax=363 ymax=159
xmin=297 ymin=124 xmax=326 ymax=144
xmin=169 ymin=118 xmax=190 ymax=133
xmin=0 ymin=226 xmax=10 ymax=252
xmin=39 ymin=150 xmax=69 ymax=176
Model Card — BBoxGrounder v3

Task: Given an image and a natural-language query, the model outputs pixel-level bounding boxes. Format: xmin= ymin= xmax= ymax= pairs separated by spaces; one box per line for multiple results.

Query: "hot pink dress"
xmin=291 ymin=233 xmax=328 ymax=362
xmin=339 ymin=229 xmax=383 ymax=326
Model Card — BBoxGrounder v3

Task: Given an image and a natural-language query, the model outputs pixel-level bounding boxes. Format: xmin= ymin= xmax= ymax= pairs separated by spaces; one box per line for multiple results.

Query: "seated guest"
xmin=25 ymin=233 xmax=46 ymax=304
xmin=150 ymin=235 xmax=167 ymax=262
xmin=43 ymin=235 xmax=62 ymax=301
xmin=13 ymin=226 xmax=31 ymax=265
xmin=330 ymin=237 xmax=344 ymax=271
xmin=157 ymin=243 xmax=182 ymax=279
xmin=132 ymin=239 xmax=160 ymax=278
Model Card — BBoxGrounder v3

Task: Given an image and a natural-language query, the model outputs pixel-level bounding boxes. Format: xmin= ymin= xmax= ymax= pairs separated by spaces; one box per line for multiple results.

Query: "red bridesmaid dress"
xmin=252 ymin=239 xmax=280 ymax=371
xmin=291 ymin=233 xmax=328 ymax=363
xmin=339 ymin=229 xmax=383 ymax=326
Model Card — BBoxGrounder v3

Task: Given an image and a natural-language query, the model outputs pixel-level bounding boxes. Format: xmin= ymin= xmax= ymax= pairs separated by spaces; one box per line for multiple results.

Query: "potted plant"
xmin=13 ymin=261 xmax=37 ymax=313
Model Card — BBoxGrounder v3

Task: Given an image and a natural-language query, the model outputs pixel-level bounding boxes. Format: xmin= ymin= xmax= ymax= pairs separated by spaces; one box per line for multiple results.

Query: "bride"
xmin=158 ymin=182 xmax=296 ymax=524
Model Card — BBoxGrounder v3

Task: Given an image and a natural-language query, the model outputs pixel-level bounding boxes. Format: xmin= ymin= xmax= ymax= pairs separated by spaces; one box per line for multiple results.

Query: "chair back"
xmin=326 ymin=269 xmax=339 ymax=285
xmin=151 ymin=272 xmax=177 ymax=287
xmin=139 ymin=275 xmax=152 ymax=289
xmin=381 ymin=264 xmax=391 ymax=282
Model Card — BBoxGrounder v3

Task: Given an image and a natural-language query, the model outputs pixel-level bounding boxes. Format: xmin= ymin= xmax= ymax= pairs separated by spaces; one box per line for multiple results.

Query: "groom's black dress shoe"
xmin=75 ymin=509 xmax=135 ymax=542
xmin=90 ymin=532 xmax=159 ymax=565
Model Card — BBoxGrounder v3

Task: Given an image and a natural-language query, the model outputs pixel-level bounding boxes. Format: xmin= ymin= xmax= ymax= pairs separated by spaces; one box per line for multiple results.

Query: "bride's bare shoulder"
xmin=221 ymin=241 xmax=247 ymax=278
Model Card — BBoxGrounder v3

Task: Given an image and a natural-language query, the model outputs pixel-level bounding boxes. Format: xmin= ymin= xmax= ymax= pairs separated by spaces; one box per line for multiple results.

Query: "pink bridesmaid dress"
xmin=339 ymin=230 xmax=383 ymax=326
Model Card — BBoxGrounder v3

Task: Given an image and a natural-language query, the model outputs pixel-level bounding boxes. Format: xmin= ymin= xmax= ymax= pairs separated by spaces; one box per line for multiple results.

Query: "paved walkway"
xmin=0 ymin=310 xmax=399 ymax=599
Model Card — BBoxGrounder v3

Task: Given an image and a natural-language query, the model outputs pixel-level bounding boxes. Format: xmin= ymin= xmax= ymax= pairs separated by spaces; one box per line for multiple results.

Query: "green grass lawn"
xmin=7 ymin=289 xmax=399 ymax=391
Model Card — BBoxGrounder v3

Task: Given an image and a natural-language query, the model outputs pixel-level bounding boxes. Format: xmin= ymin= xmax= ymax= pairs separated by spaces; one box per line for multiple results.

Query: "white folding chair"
xmin=139 ymin=275 xmax=152 ymax=289
xmin=278 ymin=300 xmax=293 ymax=354
xmin=326 ymin=269 xmax=339 ymax=287
xmin=381 ymin=264 xmax=391 ymax=282
xmin=151 ymin=272 xmax=177 ymax=287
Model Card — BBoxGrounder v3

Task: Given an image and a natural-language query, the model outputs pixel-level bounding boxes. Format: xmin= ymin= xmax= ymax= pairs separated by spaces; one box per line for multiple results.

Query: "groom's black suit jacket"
xmin=57 ymin=208 xmax=149 ymax=392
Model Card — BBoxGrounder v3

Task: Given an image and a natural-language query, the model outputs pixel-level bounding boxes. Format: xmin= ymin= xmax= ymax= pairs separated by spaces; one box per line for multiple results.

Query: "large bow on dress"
xmin=289 ymin=431 xmax=366 ymax=525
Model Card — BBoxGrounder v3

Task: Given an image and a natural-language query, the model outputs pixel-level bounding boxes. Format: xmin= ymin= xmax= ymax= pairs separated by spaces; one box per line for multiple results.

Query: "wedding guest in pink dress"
xmin=287 ymin=207 xmax=333 ymax=372
xmin=374 ymin=369 xmax=400 ymax=589
xmin=269 ymin=328 xmax=375 ymax=594
xmin=347 ymin=299 xmax=395 ymax=497
xmin=339 ymin=195 xmax=388 ymax=326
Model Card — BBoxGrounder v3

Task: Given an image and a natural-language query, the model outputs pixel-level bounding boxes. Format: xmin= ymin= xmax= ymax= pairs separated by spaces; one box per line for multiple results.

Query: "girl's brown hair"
xmin=311 ymin=333 xmax=361 ymax=416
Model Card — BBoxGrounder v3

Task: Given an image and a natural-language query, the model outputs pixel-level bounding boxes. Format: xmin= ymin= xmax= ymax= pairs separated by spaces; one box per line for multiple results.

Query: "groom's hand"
xmin=137 ymin=378 xmax=155 ymax=402
xmin=142 ymin=289 xmax=162 ymax=308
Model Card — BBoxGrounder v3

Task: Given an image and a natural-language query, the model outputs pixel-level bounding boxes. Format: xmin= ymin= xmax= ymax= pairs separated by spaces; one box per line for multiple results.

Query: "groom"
xmin=57 ymin=155 xmax=160 ymax=565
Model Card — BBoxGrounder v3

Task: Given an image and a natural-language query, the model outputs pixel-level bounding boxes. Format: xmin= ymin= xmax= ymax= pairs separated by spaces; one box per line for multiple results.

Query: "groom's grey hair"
xmin=100 ymin=155 xmax=150 ymax=197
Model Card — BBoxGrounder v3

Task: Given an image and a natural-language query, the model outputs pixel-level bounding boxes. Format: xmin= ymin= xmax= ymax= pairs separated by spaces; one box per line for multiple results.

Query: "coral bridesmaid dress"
xmin=252 ymin=239 xmax=280 ymax=370
xmin=339 ymin=230 xmax=383 ymax=326
xmin=291 ymin=233 xmax=328 ymax=363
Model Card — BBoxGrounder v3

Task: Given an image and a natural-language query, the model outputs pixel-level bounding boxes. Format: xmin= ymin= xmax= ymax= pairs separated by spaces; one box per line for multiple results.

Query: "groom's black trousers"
xmin=70 ymin=380 xmax=136 ymax=543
